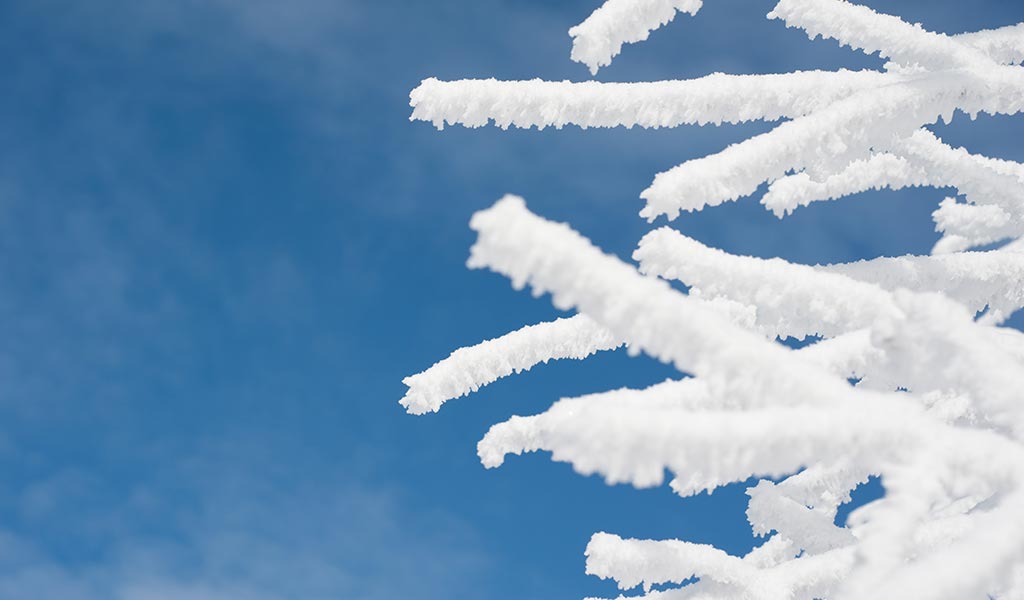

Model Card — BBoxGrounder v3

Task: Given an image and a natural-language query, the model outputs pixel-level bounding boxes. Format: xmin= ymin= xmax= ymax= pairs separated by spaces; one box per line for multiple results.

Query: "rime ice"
xmin=403 ymin=1 xmax=1024 ymax=598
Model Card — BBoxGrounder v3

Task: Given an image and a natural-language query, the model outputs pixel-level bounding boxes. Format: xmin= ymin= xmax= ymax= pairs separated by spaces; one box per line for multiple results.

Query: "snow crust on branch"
xmin=819 ymin=250 xmax=1024 ymax=320
xmin=400 ymin=315 xmax=622 ymax=414
xmin=768 ymin=0 xmax=995 ymax=70
xmin=409 ymin=71 xmax=898 ymax=130
xmin=586 ymin=533 xmax=758 ymax=591
xmin=957 ymin=23 xmax=1024 ymax=65
xmin=405 ymin=1 xmax=1024 ymax=597
xmin=634 ymin=227 xmax=901 ymax=339
xmin=569 ymin=0 xmax=703 ymax=74
xmin=636 ymin=227 xmax=1024 ymax=332
xmin=761 ymin=152 xmax=913 ymax=217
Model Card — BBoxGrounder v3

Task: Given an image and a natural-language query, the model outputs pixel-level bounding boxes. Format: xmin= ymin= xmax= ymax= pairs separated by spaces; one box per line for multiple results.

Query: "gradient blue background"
xmin=0 ymin=0 xmax=1021 ymax=598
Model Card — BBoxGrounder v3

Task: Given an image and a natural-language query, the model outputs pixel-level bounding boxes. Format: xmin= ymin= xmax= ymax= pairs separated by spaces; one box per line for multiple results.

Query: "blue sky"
xmin=0 ymin=0 xmax=1021 ymax=598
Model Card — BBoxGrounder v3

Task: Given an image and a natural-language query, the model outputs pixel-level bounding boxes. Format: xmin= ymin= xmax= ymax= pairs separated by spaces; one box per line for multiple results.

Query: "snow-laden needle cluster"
xmin=403 ymin=1 xmax=1024 ymax=598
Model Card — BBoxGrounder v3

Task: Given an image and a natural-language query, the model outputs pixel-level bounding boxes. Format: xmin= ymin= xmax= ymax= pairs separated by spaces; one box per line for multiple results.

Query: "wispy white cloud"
xmin=0 ymin=437 xmax=488 ymax=600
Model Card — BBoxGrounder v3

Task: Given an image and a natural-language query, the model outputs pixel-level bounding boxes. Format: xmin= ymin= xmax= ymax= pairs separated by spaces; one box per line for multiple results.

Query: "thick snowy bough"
xmin=404 ymin=1 xmax=1024 ymax=599
xmin=410 ymin=71 xmax=901 ymax=130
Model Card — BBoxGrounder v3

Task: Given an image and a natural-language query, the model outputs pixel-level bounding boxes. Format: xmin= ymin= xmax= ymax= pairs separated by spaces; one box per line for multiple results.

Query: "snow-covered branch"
xmin=568 ymin=0 xmax=703 ymax=74
xmin=819 ymin=250 xmax=1024 ymax=319
xmin=761 ymin=129 xmax=1024 ymax=233
xmin=761 ymin=152 xmax=920 ymax=217
xmin=409 ymin=71 xmax=898 ymax=130
xmin=400 ymin=315 xmax=621 ymax=414
xmin=634 ymin=227 xmax=900 ymax=339
xmin=957 ymin=23 xmax=1024 ymax=65
xmin=768 ymin=0 xmax=994 ymax=70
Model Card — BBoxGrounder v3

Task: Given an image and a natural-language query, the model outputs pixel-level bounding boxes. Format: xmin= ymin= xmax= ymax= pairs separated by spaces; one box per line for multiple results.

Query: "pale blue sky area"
xmin=0 ymin=1 xmax=1021 ymax=598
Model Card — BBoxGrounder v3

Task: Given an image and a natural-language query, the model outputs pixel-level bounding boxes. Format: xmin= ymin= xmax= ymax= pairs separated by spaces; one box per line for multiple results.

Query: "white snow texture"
xmin=404 ymin=1 xmax=1024 ymax=598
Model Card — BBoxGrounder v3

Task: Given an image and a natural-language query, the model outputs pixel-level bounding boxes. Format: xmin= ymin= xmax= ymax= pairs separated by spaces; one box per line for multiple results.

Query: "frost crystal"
xmin=404 ymin=1 xmax=1024 ymax=598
